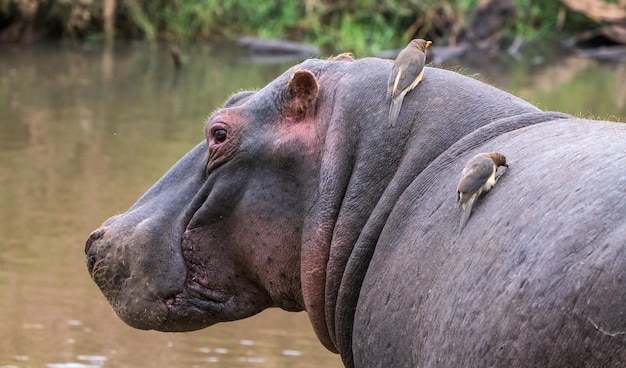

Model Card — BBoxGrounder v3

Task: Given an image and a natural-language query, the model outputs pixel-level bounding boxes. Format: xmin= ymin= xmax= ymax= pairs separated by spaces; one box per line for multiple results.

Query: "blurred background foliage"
xmin=0 ymin=0 xmax=606 ymax=54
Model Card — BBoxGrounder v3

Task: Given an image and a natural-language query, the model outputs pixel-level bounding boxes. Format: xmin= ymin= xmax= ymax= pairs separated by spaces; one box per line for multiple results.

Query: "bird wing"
xmin=457 ymin=157 xmax=494 ymax=199
xmin=386 ymin=65 xmax=398 ymax=100
xmin=389 ymin=49 xmax=426 ymax=99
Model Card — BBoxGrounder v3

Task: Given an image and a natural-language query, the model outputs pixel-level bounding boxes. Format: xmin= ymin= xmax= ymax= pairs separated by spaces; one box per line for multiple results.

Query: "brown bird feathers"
xmin=456 ymin=152 xmax=508 ymax=232
xmin=387 ymin=39 xmax=432 ymax=128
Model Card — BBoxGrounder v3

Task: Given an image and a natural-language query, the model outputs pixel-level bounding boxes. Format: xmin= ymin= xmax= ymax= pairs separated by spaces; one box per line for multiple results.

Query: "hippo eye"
xmin=213 ymin=128 xmax=227 ymax=143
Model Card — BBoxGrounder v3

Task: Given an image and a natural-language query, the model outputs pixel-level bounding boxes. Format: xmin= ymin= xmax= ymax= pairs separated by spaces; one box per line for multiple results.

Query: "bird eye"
xmin=213 ymin=128 xmax=227 ymax=143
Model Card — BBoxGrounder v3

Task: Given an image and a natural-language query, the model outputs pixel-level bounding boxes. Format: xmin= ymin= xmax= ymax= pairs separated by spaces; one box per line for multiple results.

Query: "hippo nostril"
xmin=85 ymin=229 xmax=105 ymax=254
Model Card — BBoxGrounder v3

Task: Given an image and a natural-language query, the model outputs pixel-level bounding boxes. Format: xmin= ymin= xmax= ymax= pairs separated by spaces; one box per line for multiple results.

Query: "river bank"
xmin=2 ymin=0 xmax=625 ymax=58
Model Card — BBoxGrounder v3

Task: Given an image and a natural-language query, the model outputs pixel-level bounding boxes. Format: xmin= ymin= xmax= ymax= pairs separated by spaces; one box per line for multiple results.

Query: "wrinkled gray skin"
xmin=85 ymin=56 xmax=626 ymax=367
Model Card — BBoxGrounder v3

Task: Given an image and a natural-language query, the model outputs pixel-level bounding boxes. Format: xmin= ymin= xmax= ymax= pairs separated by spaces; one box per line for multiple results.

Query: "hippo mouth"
xmin=85 ymin=222 xmax=234 ymax=332
xmin=157 ymin=290 xmax=232 ymax=332
xmin=178 ymin=227 xmax=232 ymax=302
xmin=149 ymin=234 xmax=241 ymax=331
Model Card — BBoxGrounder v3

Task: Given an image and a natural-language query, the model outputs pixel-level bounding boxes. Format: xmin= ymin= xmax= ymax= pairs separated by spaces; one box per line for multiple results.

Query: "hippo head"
xmin=85 ymin=68 xmax=324 ymax=332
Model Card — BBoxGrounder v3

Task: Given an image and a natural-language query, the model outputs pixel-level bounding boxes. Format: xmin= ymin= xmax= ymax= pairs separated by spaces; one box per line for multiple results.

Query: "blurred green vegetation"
xmin=0 ymin=0 xmax=602 ymax=54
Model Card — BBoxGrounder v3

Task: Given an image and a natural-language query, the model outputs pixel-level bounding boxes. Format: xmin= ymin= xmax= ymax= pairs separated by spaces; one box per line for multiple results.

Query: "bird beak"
xmin=503 ymin=164 xmax=509 ymax=167
xmin=426 ymin=41 xmax=432 ymax=48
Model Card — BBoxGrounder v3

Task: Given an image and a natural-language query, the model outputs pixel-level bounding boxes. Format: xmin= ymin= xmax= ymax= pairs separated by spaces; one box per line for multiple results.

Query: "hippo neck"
xmin=300 ymin=111 xmax=452 ymax=356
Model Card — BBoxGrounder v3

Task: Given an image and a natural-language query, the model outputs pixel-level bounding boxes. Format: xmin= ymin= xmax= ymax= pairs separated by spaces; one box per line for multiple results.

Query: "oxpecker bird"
xmin=456 ymin=152 xmax=508 ymax=232
xmin=387 ymin=39 xmax=432 ymax=128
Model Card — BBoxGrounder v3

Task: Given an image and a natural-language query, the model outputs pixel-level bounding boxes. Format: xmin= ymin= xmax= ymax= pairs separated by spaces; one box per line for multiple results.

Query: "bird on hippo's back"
xmin=386 ymin=38 xmax=432 ymax=128
xmin=456 ymin=152 xmax=508 ymax=233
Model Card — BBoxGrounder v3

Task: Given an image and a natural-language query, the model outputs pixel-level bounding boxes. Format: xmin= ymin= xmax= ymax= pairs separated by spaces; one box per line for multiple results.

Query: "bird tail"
xmin=387 ymin=98 xmax=403 ymax=128
xmin=458 ymin=202 xmax=474 ymax=234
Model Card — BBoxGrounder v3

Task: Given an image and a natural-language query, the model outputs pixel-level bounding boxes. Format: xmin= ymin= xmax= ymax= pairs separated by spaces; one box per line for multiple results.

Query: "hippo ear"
xmin=284 ymin=69 xmax=319 ymax=120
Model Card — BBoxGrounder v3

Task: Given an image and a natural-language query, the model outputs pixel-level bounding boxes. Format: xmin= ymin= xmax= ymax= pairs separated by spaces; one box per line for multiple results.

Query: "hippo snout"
xmin=84 ymin=212 xmax=192 ymax=330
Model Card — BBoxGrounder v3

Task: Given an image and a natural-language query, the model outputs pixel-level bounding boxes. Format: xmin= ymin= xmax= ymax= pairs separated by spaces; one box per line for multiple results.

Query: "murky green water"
xmin=0 ymin=42 xmax=624 ymax=368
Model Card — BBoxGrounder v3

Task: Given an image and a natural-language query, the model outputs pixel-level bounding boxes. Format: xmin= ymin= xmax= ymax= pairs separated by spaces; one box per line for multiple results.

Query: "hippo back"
xmin=354 ymin=116 xmax=626 ymax=367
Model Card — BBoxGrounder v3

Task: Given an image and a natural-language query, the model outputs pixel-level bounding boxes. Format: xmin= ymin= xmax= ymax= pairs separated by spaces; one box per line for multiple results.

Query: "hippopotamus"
xmin=85 ymin=55 xmax=626 ymax=367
